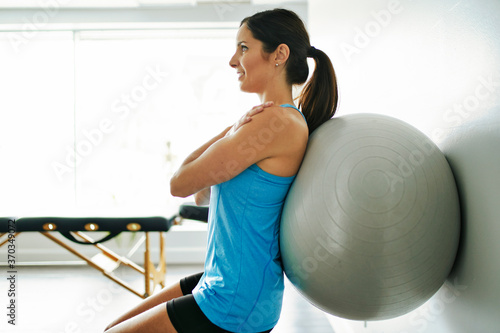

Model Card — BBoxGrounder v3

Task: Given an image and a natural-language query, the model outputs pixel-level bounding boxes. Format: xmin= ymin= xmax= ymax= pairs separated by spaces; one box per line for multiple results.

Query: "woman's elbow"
xmin=169 ymin=176 xmax=189 ymax=198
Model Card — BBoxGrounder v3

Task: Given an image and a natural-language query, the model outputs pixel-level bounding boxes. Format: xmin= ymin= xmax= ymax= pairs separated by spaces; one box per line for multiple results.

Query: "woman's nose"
xmin=229 ymin=52 xmax=238 ymax=68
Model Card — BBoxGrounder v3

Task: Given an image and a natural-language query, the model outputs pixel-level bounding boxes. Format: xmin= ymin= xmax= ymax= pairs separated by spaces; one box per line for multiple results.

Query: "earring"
xmin=275 ymin=63 xmax=279 ymax=67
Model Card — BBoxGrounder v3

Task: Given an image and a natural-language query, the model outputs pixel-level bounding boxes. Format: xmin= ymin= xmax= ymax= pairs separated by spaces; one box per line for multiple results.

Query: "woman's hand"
xmin=226 ymin=101 xmax=274 ymax=137
xmin=194 ymin=187 xmax=211 ymax=206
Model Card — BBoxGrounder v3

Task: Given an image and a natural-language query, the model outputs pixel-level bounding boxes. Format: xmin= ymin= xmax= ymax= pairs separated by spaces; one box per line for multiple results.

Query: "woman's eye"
xmin=241 ymin=45 xmax=248 ymax=52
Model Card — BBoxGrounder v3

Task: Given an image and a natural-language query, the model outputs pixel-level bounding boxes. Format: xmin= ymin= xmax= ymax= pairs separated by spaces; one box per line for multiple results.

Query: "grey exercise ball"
xmin=280 ymin=113 xmax=460 ymax=321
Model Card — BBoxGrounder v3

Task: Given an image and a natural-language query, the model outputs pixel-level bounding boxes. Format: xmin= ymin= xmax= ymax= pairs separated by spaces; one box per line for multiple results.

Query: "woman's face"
xmin=229 ymin=24 xmax=275 ymax=94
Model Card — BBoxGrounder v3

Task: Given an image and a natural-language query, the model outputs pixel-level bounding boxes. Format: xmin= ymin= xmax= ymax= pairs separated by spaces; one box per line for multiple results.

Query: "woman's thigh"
xmin=166 ymin=295 xmax=274 ymax=333
xmin=105 ymin=303 xmax=177 ymax=333
xmin=167 ymin=294 xmax=230 ymax=333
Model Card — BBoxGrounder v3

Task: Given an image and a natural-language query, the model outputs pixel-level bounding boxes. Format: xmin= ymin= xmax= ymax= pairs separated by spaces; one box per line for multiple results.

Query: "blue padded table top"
xmin=0 ymin=216 xmax=172 ymax=233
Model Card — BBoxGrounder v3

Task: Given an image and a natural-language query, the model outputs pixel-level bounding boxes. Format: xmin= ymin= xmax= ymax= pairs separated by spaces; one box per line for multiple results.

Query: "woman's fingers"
xmin=228 ymin=101 xmax=275 ymax=135
xmin=252 ymin=101 xmax=274 ymax=111
xmin=248 ymin=101 xmax=274 ymax=117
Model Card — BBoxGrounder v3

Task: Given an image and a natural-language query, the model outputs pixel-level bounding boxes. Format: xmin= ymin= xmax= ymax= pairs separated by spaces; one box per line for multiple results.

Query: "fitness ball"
xmin=280 ymin=113 xmax=460 ymax=320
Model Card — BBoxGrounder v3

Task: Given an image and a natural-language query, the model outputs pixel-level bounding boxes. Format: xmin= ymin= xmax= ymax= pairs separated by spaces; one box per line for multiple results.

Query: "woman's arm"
xmin=187 ymin=128 xmax=230 ymax=206
xmin=170 ymin=125 xmax=230 ymax=199
xmin=170 ymin=102 xmax=273 ymax=198
xmin=179 ymin=126 xmax=232 ymax=170
xmin=188 ymin=102 xmax=273 ymax=205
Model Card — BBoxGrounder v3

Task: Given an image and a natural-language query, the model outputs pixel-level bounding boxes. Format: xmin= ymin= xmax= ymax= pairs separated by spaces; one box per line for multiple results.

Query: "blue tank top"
xmin=192 ymin=104 xmax=305 ymax=332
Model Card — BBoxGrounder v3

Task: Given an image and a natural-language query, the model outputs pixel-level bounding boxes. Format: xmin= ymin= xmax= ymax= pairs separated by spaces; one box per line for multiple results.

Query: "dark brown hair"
xmin=241 ymin=8 xmax=338 ymax=134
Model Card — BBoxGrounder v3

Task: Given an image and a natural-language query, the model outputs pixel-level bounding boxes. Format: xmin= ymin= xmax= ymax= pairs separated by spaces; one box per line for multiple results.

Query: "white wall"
xmin=309 ymin=0 xmax=499 ymax=141
xmin=309 ymin=0 xmax=500 ymax=332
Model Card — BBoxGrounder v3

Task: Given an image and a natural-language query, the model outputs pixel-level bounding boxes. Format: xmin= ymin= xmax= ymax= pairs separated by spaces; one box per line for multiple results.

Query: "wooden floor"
xmin=0 ymin=264 xmax=335 ymax=333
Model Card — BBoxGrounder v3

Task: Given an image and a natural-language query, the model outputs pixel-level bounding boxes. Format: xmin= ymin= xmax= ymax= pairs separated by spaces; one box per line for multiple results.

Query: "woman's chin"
xmin=238 ymin=83 xmax=257 ymax=94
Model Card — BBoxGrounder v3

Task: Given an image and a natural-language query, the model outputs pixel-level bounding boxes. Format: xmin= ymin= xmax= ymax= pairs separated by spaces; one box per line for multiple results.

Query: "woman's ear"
xmin=274 ymin=43 xmax=290 ymax=65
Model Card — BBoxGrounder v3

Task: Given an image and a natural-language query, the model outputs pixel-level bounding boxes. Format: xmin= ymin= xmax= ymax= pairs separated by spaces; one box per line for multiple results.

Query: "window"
xmin=0 ymin=27 xmax=260 ymax=216
xmin=0 ymin=31 xmax=75 ymax=215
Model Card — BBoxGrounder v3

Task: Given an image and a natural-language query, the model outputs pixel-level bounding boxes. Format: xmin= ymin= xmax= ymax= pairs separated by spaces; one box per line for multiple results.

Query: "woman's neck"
xmin=258 ymin=89 xmax=295 ymax=107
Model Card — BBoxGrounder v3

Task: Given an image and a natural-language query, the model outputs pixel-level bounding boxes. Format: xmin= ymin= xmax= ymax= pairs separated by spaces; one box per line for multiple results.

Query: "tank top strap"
xmin=280 ymin=103 xmax=307 ymax=123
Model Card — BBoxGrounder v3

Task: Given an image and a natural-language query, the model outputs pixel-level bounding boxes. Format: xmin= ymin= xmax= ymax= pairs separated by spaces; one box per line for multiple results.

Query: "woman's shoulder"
xmin=248 ymin=105 xmax=308 ymax=150
xmin=250 ymin=106 xmax=308 ymax=176
xmin=251 ymin=105 xmax=307 ymax=133
xmin=229 ymin=105 xmax=308 ymax=153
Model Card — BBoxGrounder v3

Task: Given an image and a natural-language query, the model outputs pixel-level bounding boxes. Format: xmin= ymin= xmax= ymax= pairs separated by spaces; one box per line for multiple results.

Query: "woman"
xmin=104 ymin=8 xmax=338 ymax=333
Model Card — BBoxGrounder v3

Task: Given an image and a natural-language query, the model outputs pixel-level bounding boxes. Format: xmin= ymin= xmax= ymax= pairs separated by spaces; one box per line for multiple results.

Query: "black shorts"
xmin=166 ymin=272 xmax=273 ymax=333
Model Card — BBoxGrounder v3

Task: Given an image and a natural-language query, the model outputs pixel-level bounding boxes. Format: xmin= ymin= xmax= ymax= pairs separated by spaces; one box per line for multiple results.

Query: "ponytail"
xmin=242 ymin=9 xmax=339 ymax=134
xmin=299 ymin=47 xmax=339 ymax=134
